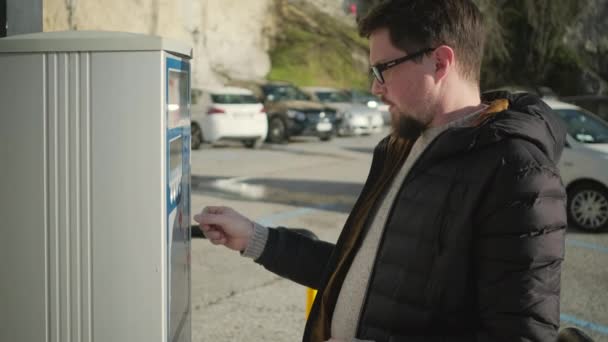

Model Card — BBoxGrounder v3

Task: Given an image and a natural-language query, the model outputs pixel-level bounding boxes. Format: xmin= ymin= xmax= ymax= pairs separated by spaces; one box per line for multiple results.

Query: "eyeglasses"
xmin=370 ymin=47 xmax=436 ymax=84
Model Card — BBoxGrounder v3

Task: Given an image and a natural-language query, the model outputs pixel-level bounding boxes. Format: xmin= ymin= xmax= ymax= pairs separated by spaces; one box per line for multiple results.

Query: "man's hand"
xmin=193 ymin=206 xmax=255 ymax=252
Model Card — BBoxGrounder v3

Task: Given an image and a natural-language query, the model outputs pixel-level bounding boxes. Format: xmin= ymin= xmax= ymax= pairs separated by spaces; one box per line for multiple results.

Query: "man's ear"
xmin=433 ymin=45 xmax=455 ymax=82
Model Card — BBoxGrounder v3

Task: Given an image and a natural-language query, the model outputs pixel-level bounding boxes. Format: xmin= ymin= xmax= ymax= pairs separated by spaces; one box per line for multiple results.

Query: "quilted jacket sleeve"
xmin=472 ymin=138 xmax=567 ymax=342
xmin=255 ymin=227 xmax=335 ymax=289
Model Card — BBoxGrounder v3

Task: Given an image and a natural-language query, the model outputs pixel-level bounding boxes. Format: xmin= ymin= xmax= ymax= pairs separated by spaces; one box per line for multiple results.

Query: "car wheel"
xmin=319 ymin=133 xmax=332 ymax=141
xmin=567 ymin=182 xmax=608 ymax=232
xmin=267 ymin=116 xmax=287 ymax=144
xmin=191 ymin=123 xmax=203 ymax=150
xmin=242 ymin=138 xmax=263 ymax=149
xmin=337 ymin=126 xmax=346 ymax=137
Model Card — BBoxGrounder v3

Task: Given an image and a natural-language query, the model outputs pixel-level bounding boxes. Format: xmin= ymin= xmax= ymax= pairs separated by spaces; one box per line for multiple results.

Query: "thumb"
xmin=195 ymin=212 xmax=230 ymax=227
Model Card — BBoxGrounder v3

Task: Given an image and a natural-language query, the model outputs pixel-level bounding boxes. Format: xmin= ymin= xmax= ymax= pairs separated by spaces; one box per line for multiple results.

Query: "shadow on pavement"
xmin=191 ymin=175 xmax=363 ymax=214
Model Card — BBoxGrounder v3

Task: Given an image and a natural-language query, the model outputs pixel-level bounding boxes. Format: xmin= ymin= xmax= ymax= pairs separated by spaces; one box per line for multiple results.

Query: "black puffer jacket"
xmin=256 ymin=92 xmax=568 ymax=342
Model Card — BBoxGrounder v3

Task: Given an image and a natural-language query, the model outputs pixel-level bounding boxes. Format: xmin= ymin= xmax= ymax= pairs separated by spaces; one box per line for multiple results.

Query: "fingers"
xmin=203 ymin=227 xmax=223 ymax=240
xmin=192 ymin=206 xmax=237 ymax=248
xmin=194 ymin=205 xmax=233 ymax=223
xmin=193 ymin=212 xmax=229 ymax=226
xmin=209 ymin=236 xmax=226 ymax=245
xmin=202 ymin=206 xmax=229 ymax=215
xmin=202 ymin=226 xmax=226 ymax=245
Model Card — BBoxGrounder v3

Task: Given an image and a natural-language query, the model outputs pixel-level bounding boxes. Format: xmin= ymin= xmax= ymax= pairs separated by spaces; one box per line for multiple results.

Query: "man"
xmin=194 ymin=1 xmax=568 ymax=341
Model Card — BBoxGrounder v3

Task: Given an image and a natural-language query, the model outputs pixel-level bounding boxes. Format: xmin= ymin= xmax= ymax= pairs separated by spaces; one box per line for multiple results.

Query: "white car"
xmin=350 ymin=89 xmax=391 ymax=125
xmin=545 ymin=99 xmax=608 ymax=232
xmin=191 ymin=86 xmax=268 ymax=149
xmin=303 ymin=87 xmax=384 ymax=136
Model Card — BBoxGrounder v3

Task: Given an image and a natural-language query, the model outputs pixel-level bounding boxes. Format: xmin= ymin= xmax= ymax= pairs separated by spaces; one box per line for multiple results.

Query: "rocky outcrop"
xmin=44 ymin=0 xmax=275 ymax=88
xmin=42 ymin=0 xmax=365 ymax=89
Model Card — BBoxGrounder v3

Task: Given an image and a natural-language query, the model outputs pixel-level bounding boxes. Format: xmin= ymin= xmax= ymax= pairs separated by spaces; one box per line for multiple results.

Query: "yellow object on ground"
xmin=306 ymin=288 xmax=317 ymax=318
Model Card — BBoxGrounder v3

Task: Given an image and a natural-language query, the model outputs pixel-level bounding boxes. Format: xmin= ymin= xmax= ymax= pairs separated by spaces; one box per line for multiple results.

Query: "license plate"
xmin=316 ymin=122 xmax=332 ymax=132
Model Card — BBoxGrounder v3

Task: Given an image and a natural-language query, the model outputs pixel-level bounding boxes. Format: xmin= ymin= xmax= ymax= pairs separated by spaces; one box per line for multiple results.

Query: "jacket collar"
xmin=374 ymin=91 xmax=566 ymax=185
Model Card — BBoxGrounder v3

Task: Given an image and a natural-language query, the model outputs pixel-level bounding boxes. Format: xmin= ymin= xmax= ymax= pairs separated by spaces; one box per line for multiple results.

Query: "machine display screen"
xmin=168 ymin=69 xmax=189 ymax=129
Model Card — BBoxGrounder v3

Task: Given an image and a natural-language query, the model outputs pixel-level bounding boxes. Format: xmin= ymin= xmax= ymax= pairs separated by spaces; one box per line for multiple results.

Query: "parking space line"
xmin=566 ymin=239 xmax=608 ymax=254
xmin=561 ymin=314 xmax=608 ymax=335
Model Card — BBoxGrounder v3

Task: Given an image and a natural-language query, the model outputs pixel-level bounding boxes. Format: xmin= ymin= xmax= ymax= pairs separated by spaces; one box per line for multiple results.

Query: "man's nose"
xmin=371 ymin=78 xmax=385 ymax=96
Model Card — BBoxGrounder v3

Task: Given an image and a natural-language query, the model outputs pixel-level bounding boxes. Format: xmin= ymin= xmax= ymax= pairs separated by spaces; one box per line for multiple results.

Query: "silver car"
xmin=303 ymin=87 xmax=384 ymax=136
xmin=546 ymin=98 xmax=608 ymax=232
xmin=349 ymin=89 xmax=391 ymax=125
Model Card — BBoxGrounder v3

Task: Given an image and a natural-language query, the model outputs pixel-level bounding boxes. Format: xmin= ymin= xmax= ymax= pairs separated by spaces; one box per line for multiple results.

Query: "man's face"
xmin=369 ymin=28 xmax=438 ymax=140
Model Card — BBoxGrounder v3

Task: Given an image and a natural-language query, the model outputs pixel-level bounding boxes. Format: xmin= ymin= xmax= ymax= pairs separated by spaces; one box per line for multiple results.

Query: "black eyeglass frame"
xmin=371 ymin=47 xmax=436 ymax=84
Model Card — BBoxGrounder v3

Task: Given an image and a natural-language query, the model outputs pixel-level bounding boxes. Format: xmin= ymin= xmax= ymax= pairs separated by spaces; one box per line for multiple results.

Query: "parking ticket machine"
xmin=0 ymin=32 xmax=192 ymax=342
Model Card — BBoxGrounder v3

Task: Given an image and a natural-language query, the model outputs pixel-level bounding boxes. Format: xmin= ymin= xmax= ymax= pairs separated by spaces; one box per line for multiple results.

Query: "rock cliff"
xmin=43 ymin=0 xmax=365 ymax=89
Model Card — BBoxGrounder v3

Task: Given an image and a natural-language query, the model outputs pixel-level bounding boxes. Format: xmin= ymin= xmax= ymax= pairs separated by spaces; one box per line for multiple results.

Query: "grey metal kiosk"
xmin=0 ymin=31 xmax=192 ymax=342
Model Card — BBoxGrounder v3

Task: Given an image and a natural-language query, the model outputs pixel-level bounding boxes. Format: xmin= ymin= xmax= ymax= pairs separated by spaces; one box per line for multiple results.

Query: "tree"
xmin=354 ymin=0 xmax=598 ymax=95
xmin=563 ymin=0 xmax=608 ymax=94
xmin=475 ymin=0 xmax=510 ymax=89
xmin=478 ymin=0 xmax=590 ymax=93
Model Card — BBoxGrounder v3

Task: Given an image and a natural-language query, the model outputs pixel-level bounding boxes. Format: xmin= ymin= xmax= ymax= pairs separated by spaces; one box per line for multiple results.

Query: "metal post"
xmin=6 ymin=0 xmax=42 ymax=36
xmin=1 ymin=0 xmax=7 ymax=37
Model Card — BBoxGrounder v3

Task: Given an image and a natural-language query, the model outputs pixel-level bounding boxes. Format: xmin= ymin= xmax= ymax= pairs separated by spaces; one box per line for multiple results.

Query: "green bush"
xmin=268 ymin=0 xmax=370 ymax=90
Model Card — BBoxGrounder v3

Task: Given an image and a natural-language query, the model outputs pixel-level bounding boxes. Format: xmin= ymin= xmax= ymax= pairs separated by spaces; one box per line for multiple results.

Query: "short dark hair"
xmin=358 ymin=0 xmax=486 ymax=83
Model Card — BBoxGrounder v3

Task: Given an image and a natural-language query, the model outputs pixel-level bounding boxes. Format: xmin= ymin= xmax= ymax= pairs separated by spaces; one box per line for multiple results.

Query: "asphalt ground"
xmin=189 ymin=129 xmax=608 ymax=342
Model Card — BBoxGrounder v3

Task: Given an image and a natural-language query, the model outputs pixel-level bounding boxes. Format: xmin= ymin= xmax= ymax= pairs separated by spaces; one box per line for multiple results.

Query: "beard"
xmin=391 ymin=112 xmax=429 ymax=140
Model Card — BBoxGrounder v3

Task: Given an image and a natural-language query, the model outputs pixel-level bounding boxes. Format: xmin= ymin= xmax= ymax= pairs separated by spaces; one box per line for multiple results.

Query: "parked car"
xmin=238 ymin=81 xmax=335 ymax=143
xmin=303 ymin=86 xmax=383 ymax=136
xmin=560 ymin=95 xmax=608 ymax=122
xmin=190 ymin=86 xmax=268 ymax=149
xmin=348 ymin=89 xmax=391 ymax=125
xmin=545 ymin=99 xmax=608 ymax=232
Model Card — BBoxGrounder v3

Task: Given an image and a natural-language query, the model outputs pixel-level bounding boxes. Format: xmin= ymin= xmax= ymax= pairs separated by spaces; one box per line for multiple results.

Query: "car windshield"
xmin=263 ymin=85 xmax=310 ymax=101
xmin=315 ymin=90 xmax=351 ymax=103
xmin=211 ymin=94 xmax=259 ymax=104
xmin=352 ymin=89 xmax=379 ymax=103
xmin=553 ymin=108 xmax=608 ymax=144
